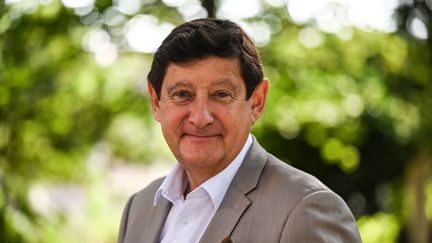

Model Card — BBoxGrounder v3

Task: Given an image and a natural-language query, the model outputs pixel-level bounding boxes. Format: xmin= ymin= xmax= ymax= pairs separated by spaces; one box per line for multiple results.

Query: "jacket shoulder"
xmin=263 ymin=153 xmax=329 ymax=194
xmin=130 ymin=177 xmax=165 ymax=207
xmin=117 ymin=177 xmax=166 ymax=243
xmin=247 ymin=152 xmax=336 ymax=215
xmin=263 ymin=154 xmax=330 ymax=192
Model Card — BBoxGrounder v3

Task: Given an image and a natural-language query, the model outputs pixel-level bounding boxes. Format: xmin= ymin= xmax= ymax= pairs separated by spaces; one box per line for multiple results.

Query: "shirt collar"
xmin=154 ymin=134 xmax=253 ymax=208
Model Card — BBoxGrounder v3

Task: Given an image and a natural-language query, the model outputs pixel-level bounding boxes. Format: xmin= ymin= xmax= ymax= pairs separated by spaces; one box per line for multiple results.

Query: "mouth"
xmin=182 ymin=133 xmax=221 ymax=141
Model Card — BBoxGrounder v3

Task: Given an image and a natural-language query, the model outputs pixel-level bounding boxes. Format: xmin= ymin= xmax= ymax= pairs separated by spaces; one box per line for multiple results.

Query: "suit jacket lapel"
xmin=199 ymin=139 xmax=268 ymax=243
xmin=141 ymin=197 xmax=171 ymax=243
xmin=198 ymin=185 xmax=250 ymax=243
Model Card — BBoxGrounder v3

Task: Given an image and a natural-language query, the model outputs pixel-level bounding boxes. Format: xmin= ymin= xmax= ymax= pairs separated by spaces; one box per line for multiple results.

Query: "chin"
xmin=179 ymin=153 xmax=223 ymax=168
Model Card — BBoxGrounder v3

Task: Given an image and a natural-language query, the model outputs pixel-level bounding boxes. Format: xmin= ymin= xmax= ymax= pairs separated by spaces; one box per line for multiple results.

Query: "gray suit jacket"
xmin=117 ymin=140 xmax=362 ymax=243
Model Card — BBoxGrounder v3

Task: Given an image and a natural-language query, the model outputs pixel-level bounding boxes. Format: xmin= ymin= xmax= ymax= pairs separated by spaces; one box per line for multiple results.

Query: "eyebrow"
xmin=166 ymin=81 xmax=193 ymax=95
xmin=165 ymin=79 xmax=241 ymax=94
xmin=210 ymin=79 xmax=240 ymax=90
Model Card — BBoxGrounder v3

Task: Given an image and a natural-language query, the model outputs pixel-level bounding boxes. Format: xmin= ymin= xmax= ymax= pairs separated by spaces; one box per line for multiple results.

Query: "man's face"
xmin=148 ymin=56 xmax=267 ymax=176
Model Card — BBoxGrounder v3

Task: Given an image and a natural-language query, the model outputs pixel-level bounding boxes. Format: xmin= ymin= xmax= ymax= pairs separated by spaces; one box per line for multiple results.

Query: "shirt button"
xmin=179 ymin=218 xmax=189 ymax=226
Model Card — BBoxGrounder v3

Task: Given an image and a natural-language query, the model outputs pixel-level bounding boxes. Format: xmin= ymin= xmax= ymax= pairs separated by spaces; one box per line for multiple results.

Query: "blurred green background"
xmin=0 ymin=0 xmax=431 ymax=242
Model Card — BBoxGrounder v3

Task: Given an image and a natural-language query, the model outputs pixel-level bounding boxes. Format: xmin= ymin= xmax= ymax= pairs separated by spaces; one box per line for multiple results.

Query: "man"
xmin=117 ymin=18 xmax=361 ymax=243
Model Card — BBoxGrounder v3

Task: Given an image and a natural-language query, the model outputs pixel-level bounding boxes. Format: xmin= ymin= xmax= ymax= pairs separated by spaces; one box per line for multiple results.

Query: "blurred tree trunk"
xmin=406 ymin=148 xmax=431 ymax=243
xmin=201 ymin=0 xmax=216 ymax=18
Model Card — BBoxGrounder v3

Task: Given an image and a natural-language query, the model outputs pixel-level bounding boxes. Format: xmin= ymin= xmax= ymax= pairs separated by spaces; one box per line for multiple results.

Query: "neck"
xmin=183 ymin=165 xmax=225 ymax=193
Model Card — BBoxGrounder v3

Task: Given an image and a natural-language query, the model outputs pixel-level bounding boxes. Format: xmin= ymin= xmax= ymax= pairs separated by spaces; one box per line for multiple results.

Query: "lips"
xmin=183 ymin=133 xmax=220 ymax=138
xmin=184 ymin=133 xmax=218 ymax=137
xmin=182 ymin=133 xmax=222 ymax=142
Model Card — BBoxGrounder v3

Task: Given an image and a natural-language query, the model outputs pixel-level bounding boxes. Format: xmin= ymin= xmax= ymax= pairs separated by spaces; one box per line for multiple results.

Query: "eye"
xmin=216 ymin=91 xmax=228 ymax=97
xmin=171 ymin=90 xmax=194 ymax=104
xmin=176 ymin=91 xmax=189 ymax=98
xmin=213 ymin=90 xmax=233 ymax=103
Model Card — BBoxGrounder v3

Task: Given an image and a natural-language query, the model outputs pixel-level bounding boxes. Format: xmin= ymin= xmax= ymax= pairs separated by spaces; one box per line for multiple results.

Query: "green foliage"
xmin=0 ymin=1 xmax=173 ymax=241
xmin=358 ymin=212 xmax=401 ymax=243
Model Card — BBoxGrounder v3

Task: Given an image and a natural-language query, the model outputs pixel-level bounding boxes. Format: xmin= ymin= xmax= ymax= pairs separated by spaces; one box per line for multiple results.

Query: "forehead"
xmin=162 ymin=57 xmax=244 ymax=90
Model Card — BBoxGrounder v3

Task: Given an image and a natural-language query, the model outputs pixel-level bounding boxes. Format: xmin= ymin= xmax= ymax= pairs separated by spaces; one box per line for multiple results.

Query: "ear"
xmin=251 ymin=79 xmax=269 ymax=122
xmin=148 ymin=81 xmax=161 ymax=122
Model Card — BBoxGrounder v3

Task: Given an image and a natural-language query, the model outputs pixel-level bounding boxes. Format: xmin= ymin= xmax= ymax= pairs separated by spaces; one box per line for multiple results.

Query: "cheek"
xmin=160 ymin=106 xmax=187 ymax=128
xmin=221 ymin=104 xmax=253 ymax=127
xmin=236 ymin=102 xmax=253 ymax=119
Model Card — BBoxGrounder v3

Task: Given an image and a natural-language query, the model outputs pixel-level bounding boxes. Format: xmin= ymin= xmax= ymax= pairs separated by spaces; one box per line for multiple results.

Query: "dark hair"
xmin=147 ymin=18 xmax=264 ymax=100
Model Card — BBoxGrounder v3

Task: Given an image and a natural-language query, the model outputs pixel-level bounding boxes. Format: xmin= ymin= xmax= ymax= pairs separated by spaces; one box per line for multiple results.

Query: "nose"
xmin=188 ymin=97 xmax=214 ymax=128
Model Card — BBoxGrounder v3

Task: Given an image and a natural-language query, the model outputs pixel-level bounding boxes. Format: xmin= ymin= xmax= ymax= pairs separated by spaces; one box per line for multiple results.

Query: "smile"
xmin=182 ymin=134 xmax=221 ymax=142
xmin=183 ymin=134 xmax=220 ymax=138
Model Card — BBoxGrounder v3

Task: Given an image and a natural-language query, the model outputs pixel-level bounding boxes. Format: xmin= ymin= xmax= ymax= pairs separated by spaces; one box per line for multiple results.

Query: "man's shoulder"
xmin=244 ymin=139 xmax=332 ymax=199
xmin=256 ymin=153 xmax=331 ymax=200
xmin=241 ymin=153 xmax=361 ymax=242
xmin=267 ymin=154 xmax=328 ymax=188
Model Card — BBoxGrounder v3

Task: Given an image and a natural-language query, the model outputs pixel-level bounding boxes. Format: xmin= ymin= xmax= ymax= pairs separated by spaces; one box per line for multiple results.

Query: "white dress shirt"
xmin=154 ymin=134 xmax=253 ymax=243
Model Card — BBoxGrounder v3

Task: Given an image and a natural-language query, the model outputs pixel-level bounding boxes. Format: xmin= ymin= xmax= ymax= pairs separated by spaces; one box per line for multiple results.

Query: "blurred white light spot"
xmin=346 ymin=0 xmax=398 ymax=32
xmin=104 ymin=7 xmax=126 ymax=26
xmin=83 ymin=29 xmax=118 ymax=66
xmin=315 ymin=102 xmax=341 ymax=127
xmin=264 ymin=0 xmax=286 ymax=7
xmin=182 ymin=7 xmax=208 ymax=21
xmin=287 ymin=0 xmax=399 ymax=33
xmin=178 ymin=0 xmax=208 ymax=21
xmin=218 ymin=0 xmax=262 ymax=19
xmin=95 ymin=43 xmax=118 ymax=66
xmin=61 ymin=0 xmax=94 ymax=9
xmin=336 ymin=27 xmax=354 ymax=41
xmin=162 ymin=0 xmax=186 ymax=7
xmin=80 ymin=11 xmax=102 ymax=25
xmin=125 ymin=15 xmax=175 ymax=53
xmin=39 ymin=0 xmax=53 ymax=5
xmin=298 ymin=27 xmax=323 ymax=48
xmin=240 ymin=21 xmax=271 ymax=47
xmin=115 ymin=0 xmax=142 ymax=15
xmin=343 ymin=94 xmax=364 ymax=117
xmin=287 ymin=0 xmax=326 ymax=24
xmin=74 ymin=5 xmax=94 ymax=16
xmin=5 ymin=0 xmax=22 ymax=4
xmin=315 ymin=3 xmax=347 ymax=33
xmin=85 ymin=29 xmax=111 ymax=53
xmin=263 ymin=14 xmax=283 ymax=34
xmin=5 ymin=0 xmax=39 ymax=13
xmin=28 ymin=185 xmax=51 ymax=216
xmin=408 ymin=17 xmax=428 ymax=40
xmin=277 ymin=115 xmax=300 ymax=139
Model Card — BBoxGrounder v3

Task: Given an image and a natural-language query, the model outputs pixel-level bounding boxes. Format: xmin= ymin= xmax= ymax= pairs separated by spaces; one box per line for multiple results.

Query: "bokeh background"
xmin=1 ymin=0 xmax=431 ymax=242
